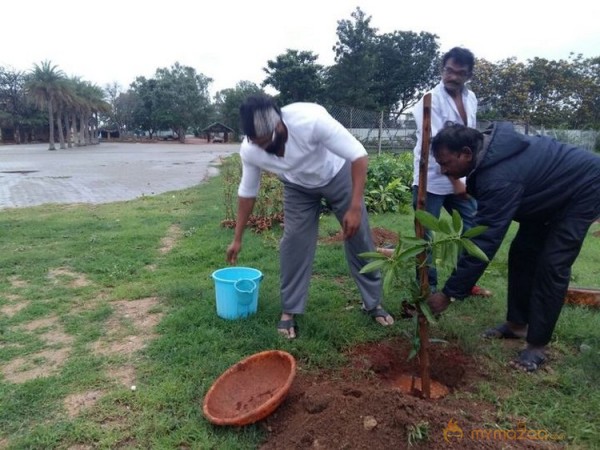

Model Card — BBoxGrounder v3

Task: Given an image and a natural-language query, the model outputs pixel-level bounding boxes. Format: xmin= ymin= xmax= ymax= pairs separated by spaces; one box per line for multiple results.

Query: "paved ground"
xmin=0 ymin=141 xmax=239 ymax=210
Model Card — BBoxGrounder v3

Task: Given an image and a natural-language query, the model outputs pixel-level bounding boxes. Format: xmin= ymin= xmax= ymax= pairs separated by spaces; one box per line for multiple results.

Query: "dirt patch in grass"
xmin=320 ymin=227 xmax=399 ymax=247
xmin=8 ymin=275 xmax=28 ymax=288
xmin=0 ymin=299 xmax=29 ymax=318
xmin=1 ymin=316 xmax=74 ymax=382
xmin=92 ymin=297 xmax=163 ymax=357
xmin=22 ymin=316 xmax=59 ymax=331
xmin=19 ymin=315 xmax=73 ymax=346
xmin=1 ymin=348 xmax=70 ymax=383
xmin=48 ymin=267 xmax=91 ymax=288
xmin=64 ymin=390 xmax=105 ymax=418
xmin=67 ymin=445 xmax=93 ymax=450
xmin=106 ymin=364 xmax=137 ymax=388
xmin=260 ymin=337 xmax=563 ymax=449
xmin=1 ymin=293 xmax=161 ymax=385
xmin=159 ymin=224 xmax=182 ymax=254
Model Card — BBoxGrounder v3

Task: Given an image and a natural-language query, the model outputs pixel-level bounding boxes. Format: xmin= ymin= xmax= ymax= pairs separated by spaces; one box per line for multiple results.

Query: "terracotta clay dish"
xmin=203 ymin=350 xmax=296 ymax=426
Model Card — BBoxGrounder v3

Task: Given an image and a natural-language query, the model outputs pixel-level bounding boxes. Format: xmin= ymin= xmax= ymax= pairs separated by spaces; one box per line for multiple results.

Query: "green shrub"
xmin=222 ymin=151 xmax=415 ymax=226
xmin=365 ymin=152 xmax=413 ymax=213
xmin=221 ymin=154 xmax=284 ymax=231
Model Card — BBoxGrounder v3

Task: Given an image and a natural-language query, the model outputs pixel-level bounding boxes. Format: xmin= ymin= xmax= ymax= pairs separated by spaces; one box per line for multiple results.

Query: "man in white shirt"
xmin=226 ymin=95 xmax=394 ymax=339
xmin=411 ymin=47 xmax=491 ymax=297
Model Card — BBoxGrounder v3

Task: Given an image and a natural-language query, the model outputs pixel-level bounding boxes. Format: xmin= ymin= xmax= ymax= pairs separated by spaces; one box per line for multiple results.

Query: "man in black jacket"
xmin=426 ymin=122 xmax=600 ymax=371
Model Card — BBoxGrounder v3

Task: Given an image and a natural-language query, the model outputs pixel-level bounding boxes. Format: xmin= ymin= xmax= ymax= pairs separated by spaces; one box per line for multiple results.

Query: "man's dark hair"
xmin=431 ymin=123 xmax=483 ymax=156
xmin=442 ymin=47 xmax=475 ymax=73
xmin=239 ymin=94 xmax=282 ymax=138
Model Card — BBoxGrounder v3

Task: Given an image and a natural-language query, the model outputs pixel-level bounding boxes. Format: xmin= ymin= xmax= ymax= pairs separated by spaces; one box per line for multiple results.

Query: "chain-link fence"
xmin=327 ymin=105 xmax=416 ymax=154
xmin=327 ymin=105 xmax=599 ymax=153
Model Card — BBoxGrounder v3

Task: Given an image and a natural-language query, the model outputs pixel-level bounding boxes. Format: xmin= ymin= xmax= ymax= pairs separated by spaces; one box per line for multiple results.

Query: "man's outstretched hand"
xmin=427 ymin=292 xmax=452 ymax=315
xmin=226 ymin=241 xmax=241 ymax=264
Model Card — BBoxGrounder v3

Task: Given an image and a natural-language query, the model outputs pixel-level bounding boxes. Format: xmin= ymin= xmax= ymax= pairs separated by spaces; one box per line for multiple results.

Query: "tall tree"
xmin=325 ymin=7 xmax=379 ymax=109
xmin=214 ymin=81 xmax=264 ymax=138
xmin=25 ymin=60 xmax=67 ymax=150
xmin=262 ymin=49 xmax=324 ymax=105
xmin=112 ymin=91 xmax=138 ymax=136
xmin=468 ymin=58 xmax=497 ymax=118
xmin=373 ymin=30 xmax=440 ymax=115
xmin=130 ymin=76 xmax=160 ymax=138
xmin=0 ymin=66 xmax=44 ymax=144
xmin=525 ymin=57 xmax=575 ymax=126
xmin=570 ymin=55 xmax=600 ymax=129
xmin=153 ymin=62 xmax=213 ymax=142
xmin=469 ymin=57 xmax=530 ymax=122
xmin=103 ymin=82 xmax=123 ymax=132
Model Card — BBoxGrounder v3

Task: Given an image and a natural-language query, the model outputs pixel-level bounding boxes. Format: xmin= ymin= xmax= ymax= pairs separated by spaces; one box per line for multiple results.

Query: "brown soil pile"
xmin=321 ymin=227 xmax=399 ymax=247
xmin=259 ymin=337 xmax=562 ymax=449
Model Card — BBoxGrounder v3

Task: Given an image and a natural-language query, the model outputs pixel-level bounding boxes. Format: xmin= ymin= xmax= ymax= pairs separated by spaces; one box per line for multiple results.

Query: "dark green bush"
xmin=364 ymin=152 xmax=413 ymax=213
xmin=222 ymin=151 xmax=415 ymax=224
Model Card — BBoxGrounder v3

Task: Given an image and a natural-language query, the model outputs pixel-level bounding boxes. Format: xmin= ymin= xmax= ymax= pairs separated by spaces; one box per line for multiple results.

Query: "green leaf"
xmin=408 ymin=347 xmax=419 ymax=361
xmin=408 ymin=335 xmax=421 ymax=360
xmin=414 ymin=210 xmax=441 ymax=232
xmin=462 ymin=225 xmax=488 ymax=238
xmin=461 ymin=239 xmax=489 ymax=262
xmin=400 ymin=236 xmax=428 ymax=247
xmin=397 ymin=244 xmax=427 ymax=261
xmin=446 ymin=241 xmax=460 ymax=268
xmin=358 ymin=251 xmax=386 ymax=259
xmin=383 ymin=268 xmax=395 ymax=294
xmin=451 ymin=209 xmax=463 ymax=234
xmin=419 ymin=302 xmax=438 ymax=324
xmin=438 ymin=216 xmax=453 ymax=235
xmin=359 ymin=259 xmax=387 ymax=274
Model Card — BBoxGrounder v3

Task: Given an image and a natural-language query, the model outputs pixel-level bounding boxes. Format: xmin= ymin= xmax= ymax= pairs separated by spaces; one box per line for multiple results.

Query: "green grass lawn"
xmin=0 ymin=171 xmax=599 ymax=449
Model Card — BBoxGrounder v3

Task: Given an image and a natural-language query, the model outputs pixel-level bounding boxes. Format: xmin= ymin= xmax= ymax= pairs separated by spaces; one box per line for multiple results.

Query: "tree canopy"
xmin=470 ymin=54 xmax=600 ymax=129
xmin=262 ymin=50 xmax=324 ymax=105
xmin=1 ymin=7 xmax=599 ymax=146
xmin=214 ymin=81 xmax=264 ymax=137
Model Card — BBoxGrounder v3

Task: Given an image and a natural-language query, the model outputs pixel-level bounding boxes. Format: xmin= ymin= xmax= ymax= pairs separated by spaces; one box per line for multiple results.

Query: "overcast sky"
xmin=2 ymin=0 xmax=599 ymax=97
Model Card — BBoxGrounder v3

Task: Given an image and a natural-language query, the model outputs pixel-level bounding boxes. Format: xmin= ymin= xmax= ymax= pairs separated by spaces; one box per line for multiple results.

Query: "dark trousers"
xmin=507 ymin=192 xmax=600 ymax=346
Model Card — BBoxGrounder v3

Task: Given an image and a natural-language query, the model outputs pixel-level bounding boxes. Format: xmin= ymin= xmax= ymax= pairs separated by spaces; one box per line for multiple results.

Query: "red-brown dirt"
xmin=259 ymin=337 xmax=563 ymax=449
xmin=321 ymin=227 xmax=399 ymax=246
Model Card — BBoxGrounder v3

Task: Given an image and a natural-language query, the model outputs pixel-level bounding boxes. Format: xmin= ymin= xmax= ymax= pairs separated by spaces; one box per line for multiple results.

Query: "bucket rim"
xmin=212 ymin=266 xmax=263 ymax=281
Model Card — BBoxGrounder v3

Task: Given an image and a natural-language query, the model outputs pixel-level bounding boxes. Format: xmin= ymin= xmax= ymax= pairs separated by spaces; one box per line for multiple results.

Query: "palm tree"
xmin=84 ymin=83 xmax=110 ymax=145
xmin=68 ymin=80 xmax=108 ymax=146
xmin=25 ymin=61 xmax=68 ymax=150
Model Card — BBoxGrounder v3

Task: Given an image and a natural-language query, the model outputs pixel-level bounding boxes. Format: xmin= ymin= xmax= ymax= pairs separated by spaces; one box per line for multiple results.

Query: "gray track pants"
xmin=279 ymin=161 xmax=382 ymax=314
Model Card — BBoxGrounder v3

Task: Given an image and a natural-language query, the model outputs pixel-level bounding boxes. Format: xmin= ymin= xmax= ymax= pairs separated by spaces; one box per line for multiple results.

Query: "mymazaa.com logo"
xmin=443 ymin=419 xmax=566 ymax=443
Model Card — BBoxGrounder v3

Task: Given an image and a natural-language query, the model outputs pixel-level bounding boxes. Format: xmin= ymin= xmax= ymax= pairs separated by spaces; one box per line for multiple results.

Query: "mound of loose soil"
xmin=321 ymin=227 xmax=399 ymax=247
xmin=259 ymin=337 xmax=562 ymax=449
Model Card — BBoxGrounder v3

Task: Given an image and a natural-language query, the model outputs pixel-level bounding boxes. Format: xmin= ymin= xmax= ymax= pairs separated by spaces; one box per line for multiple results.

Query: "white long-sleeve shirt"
xmin=412 ymin=82 xmax=477 ymax=194
xmin=237 ymin=103 xmax=367 ymax=198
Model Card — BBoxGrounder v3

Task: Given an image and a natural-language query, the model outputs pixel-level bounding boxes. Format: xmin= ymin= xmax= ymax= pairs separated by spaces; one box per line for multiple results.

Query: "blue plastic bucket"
xmin=211 ymin=267 xmax=264 ymax=320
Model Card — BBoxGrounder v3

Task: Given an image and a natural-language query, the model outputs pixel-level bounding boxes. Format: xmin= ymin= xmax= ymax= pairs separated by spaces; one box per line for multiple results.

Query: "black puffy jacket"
xmin=443 ymin=121 xmax=600 ymax=299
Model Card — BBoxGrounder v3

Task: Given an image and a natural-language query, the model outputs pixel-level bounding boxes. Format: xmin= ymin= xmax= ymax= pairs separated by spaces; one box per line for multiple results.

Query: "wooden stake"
xmin=415 ymin=93 xmax=432 ymax=399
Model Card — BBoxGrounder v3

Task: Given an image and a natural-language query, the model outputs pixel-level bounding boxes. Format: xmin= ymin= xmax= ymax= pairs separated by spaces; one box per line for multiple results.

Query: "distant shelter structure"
xmin=201 ymin=122 xmax=234 ymax=143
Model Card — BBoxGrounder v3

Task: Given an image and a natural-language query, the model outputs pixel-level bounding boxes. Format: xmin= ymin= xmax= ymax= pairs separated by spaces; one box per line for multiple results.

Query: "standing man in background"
xmin=410 ymin=47 xmax=491 ymax=297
